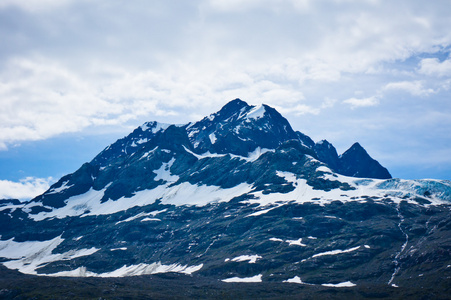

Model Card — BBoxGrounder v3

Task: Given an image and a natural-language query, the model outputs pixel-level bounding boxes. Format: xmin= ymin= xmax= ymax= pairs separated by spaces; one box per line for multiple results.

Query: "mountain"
xmin=1 ymin=99 xmax=450 ymax=299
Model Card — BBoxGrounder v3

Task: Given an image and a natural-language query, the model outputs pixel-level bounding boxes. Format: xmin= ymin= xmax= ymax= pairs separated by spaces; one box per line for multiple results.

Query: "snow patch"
xmin=246 ymin=105 xmax=266 ymax=120
xmin=0 ymin=236 xmax=99 ymax=275
xmin=209 ymin=133 xmax=217 ymax=144
xmin=141 ymin=217 xmax=161 ymax=222
xmin=321 ymin=281 xmax=356 ymax=287
xmin=316 ymin=166 xmax=333 ymax=173
xmin=30 ymin=179 xmax=252 ymax=220
xmin=153 ymin=158 xmax=178 ymax=182
xmin=286 ymin=238 xmax=306 ymax=247
xmin=269 ymin=238 xmax=284 ymax=242
xmin=226 ymin=255 xmax=262 ymax=264
xmin=47 ymin=181 xmax=73 ymax=194
xmin=140 ymin=147 xmax=158 ymax=160
xmin=46 ymin=262 xmax=203 ymax=277
xmin=284 ymin=276 xmax=311 ymax=285
xmin=140 ymin=122 xmax=171 ymax=133
xmin=311 ymin=246 xmax=361 ymax=258
xmin=222 ymin=274 xmax=262 ymax=283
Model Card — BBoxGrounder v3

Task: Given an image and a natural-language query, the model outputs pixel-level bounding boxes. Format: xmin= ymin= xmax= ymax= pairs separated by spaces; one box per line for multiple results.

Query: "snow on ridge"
xmin=47 ymin=181 xmax=73 ymax=195
xmin=246 ymin=105 xmax=266 ymax=120
xmin=140 ymin=122 xmax=172 ymax=133
xmin=316 ymin=166 xmax=333 ymax=173
xmin=222 ymin=274 xmax=263 ymax=283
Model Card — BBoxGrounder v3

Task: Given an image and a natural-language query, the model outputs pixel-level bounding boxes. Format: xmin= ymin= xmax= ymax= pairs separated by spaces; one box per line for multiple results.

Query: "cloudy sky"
xmin=1 ymin=0 xmax=450 ymax=200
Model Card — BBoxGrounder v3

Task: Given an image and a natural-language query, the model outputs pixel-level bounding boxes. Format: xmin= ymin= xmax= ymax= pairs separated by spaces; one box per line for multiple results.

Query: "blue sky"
xmin=1 ymin=0 xmax=450 ymax=199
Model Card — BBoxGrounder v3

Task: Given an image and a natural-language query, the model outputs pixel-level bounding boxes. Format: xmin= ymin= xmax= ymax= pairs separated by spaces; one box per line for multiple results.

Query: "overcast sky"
xmin=1 ymin=0 xmax=450 ymax=200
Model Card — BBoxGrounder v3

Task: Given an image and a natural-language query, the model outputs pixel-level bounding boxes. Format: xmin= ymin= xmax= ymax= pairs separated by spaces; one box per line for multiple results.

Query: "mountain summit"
xmin=0 ymin=99 xmax=450 ymax=298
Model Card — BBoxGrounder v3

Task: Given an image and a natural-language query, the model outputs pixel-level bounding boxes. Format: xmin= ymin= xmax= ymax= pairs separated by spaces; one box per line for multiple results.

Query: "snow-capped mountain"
xmin=0 ymin=99 xmax=450 ymax=297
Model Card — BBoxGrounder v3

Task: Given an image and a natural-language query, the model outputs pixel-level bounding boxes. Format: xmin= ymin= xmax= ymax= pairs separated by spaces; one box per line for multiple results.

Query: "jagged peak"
xmin=216 ymin=98 xmax=251 ymax=119
xmin=346 ymin=142 xmax=365 ymax=152
xmin=316 ymin=139 xmax=334 ymax=148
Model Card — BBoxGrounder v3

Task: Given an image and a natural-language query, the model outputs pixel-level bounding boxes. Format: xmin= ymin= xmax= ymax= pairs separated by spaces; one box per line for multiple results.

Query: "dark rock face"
xmin=339 ymin=143 xmax=392 ymax=179
xmin=314 ymin=140 xmax=341 ymax=172
xmin=0 ymin=98 xmax=449 ymax=298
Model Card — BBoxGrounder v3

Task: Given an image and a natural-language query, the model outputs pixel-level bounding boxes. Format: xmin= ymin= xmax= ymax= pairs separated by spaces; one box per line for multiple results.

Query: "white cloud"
xmin=343 ymin=96 xmax=379 ymax=108
xmin=0 ymin=0 xmax=76 ymax=12
xmin=274 ymin=103 xmax=320 ymax=116
xmin=383 ymin=81 xmax=435 ymax=96
xmin=0 ymin=177 xmax=53 ymax=201
xmin=418 ymin=56 xmax=451 ymax=77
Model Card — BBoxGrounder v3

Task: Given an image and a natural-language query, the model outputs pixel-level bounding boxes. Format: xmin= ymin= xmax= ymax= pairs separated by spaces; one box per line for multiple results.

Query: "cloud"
xmin=0 ymin=177 xmax=53 ymax=201
xmin=0 ymin=0 xmax=76 ymax=12
xmin=343 ymin=96 xmax=379 ymax=108
xmin=0 ymin=0 xmax=451 ymax=183
xmin=383 ymin=81 xmax=435 ymax=96
xmin=418 ymin=56 xmax=451 ymax=77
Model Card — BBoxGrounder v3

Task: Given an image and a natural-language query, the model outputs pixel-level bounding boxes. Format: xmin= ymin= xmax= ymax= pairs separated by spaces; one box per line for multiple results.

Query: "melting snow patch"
xmin=111 ymin=247 xmax=127 ymax=251
xmin=222 ymin=274 xmax=262 ymax=283
xmin=246 ymin=105 xmax=265 ymax=120
xmin=321 ymin=281 xmax=356 ymax=287
xmin=209 ymin=133 xmax=217 ymax=144
xmin=284 ymin=276 xmax=312 ymax=285
xmin=312 ymin=246 xmax=360 ymax=258
xmin=47 ymin=262 xmax=203 ymax=277
xmin=141 ymin=217 xmax=161 ymax=222
xmin=31 ymin=178 xmax=250 ymax=220
xmin=47 ymin=181 xmax=73 ymax=194
xmin=226 ymin=255 xmax=262 ymax=264
xmin=0 ymin=236 xmax=99 ymax=275
xmin=153 ymin=158 xmax=178 ymax=182
xmin=269 ymin=238 xmax=284 ymax=242
xmin=247 ymin=204 xmax=282 ymax=217
xmin=316 ymin=166 xmax=333 ymax=173
xmin=140 ymin=147 xmax=158 ymax=160
xmin=286 ymin=238 xmax=306 ymax=247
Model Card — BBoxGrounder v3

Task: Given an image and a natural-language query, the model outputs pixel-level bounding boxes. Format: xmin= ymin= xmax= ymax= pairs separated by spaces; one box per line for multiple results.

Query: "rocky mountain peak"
xmin=339 ymin=142 xmax=391 ymax=179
